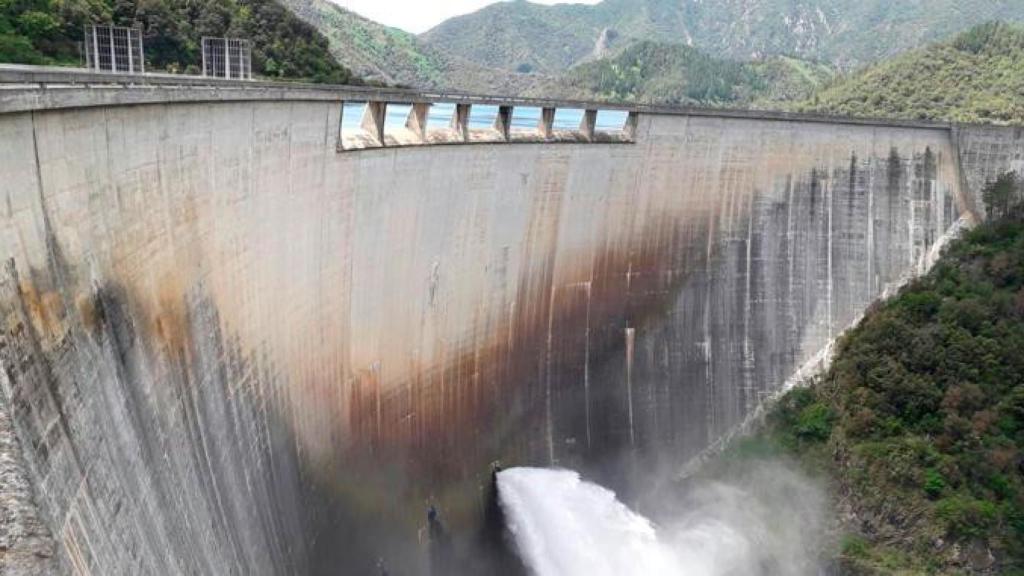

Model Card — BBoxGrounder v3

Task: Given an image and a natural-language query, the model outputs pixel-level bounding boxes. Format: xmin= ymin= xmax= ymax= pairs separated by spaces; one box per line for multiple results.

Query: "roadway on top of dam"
xmin=0 ymin=63 xmax=959 ymax=131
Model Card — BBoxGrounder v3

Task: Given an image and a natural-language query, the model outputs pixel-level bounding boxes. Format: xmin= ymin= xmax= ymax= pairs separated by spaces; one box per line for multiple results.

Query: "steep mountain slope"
xmin=795 ymin=22 xmax=1024 ymax=125
xmin=418 ymin=0 xmax=692 ymax=75
xmin=279 ymin=0 xmax=446 ymax=86
xmin=0 ymin=0 xmax=352 ymax=83
xmin=549 ymin=40 xmax=832 ymax=105
xmin=418 ymin=0 xmax=601 ymax=75
xmin=280 ymin=0 xmax=572 ymax=94
xmin=280 ymin=0 xmax=831 ymax=103
xmin=420 ymin=0 xmax=1024 ymax=74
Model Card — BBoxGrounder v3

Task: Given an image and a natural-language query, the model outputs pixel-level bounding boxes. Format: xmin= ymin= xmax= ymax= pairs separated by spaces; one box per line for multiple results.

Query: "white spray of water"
xmin=497 ymin=467 xmax=823 ymax=576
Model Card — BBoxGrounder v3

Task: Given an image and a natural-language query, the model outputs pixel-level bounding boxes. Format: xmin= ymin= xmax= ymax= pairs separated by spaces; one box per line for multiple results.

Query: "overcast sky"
xmin=329 ymin=0 xmax=602 ymax=34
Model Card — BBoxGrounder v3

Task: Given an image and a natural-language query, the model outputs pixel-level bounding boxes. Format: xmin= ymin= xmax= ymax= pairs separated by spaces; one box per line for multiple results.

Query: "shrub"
xmin=923 ymin=468 xmax=947 ymax=499
xmin=795 ymin=402 xmax=834 ymax=442
xmin=841 ymin=534 xmax=870 ymax=558
xmin=983 ymin=171 xmax=1021 ymax=220
xmin=936 ymin=495 xmax=998 ymax=538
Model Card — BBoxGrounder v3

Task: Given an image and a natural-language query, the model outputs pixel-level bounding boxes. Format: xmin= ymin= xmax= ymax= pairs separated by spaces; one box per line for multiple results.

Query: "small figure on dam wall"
xmin=427 ymin=505 xmax=453 ymax=575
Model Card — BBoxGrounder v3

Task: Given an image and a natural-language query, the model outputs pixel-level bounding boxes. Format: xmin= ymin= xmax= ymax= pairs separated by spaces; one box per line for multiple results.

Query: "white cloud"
xmin=330 ymin=0 xmax=602 ymax=34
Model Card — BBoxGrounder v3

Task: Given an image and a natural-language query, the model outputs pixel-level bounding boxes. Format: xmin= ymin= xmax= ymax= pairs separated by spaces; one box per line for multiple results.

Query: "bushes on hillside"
xmin=797 ymin=21 xmax=1024 ymax=124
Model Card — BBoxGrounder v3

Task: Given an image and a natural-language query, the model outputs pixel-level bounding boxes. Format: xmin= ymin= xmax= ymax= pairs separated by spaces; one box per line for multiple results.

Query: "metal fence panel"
xmin=84 ymin=25 xmax=144 ymax=74
xmin=202 ymin=37 xmax=252 ymax=80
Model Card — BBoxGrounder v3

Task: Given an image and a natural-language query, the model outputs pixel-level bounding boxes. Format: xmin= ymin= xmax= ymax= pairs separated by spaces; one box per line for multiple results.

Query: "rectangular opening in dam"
xmin=467 ymin=105 xmax=505 ymax=142
xmin=552 ymin=108 xmax=585 ymax=132
xmin=510 ymin=106 xmax=543 ymax=139
xmin=426 ymin=102 xmax=455 ymax=129
xmin=425 ymin=102 xmax=463 ymax=143
xmin=382 ymin=103 xmax=419 ymax=145
xmin=595 ymin=110 xmax=629 ymax=134
xmin=384 ymin=104 xmax=412 ymax=129
xmin=340 ymin=101 xmax=383 ymax=150
xmin=467 ymin=105 xmax=498 ymax=129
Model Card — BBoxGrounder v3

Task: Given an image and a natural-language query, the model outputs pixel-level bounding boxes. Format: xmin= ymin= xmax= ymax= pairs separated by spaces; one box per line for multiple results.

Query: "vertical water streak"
xmin=583 ymin=281 xmax=592 ymax=450
xmin=625 ymin=327 xmax=636 ymax=447
xmin=742 ymin=193 xmax=755 ymax=414
xmin=867 ymin=159 xmax=875 ymax=295
xmin=545 ymin=286 xmax=557 ymax=465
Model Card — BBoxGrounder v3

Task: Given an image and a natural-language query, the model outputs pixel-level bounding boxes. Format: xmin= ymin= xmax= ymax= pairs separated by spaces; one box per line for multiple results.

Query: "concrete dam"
xmin=0 ymin=67 xmax=1022 ymax=575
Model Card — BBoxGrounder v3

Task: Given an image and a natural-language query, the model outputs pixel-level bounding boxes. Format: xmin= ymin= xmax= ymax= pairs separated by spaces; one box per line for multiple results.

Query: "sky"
xmin=329 ymin=0 xmax=602 ymax=34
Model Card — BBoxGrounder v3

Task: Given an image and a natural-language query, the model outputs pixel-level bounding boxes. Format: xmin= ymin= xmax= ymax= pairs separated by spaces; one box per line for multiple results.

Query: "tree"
xmin=983 ymin=171 xmax=1020 ymax=220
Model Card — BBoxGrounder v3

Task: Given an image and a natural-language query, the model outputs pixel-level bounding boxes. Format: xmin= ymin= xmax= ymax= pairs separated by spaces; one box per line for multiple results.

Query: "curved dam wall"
xmin=0 ymin=75 xmax=1018 ymax=574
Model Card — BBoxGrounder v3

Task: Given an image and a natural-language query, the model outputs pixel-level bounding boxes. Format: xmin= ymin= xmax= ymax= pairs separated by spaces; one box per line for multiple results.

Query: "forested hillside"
xmin=419 ymin=0 xmax=1024 ymax=75
xmin=279 ymin=0 xmax=444 ymax=87
xmin=558 ymin=40 xmax=832 ymax=106
xmin=561 ymin=20 xmax=1024 ymax=120
xmin=0 ymin=0 xmax=352 ymax=83
xmin=795 ymin=22 xmax=1024 ymax=125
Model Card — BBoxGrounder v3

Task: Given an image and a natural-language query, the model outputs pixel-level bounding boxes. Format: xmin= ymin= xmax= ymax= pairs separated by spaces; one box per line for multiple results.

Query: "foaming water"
xmin=497 ymin=467 xmax=823 ymax=576
xmin=496 ymin=468 xmax=676 ymax=576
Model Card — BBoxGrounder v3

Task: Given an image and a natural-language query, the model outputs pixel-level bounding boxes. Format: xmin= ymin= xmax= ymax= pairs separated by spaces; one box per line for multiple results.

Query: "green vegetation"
xmin=419 ymin=0 xmax=1024 ymax=75
xmin=561 ymin=40 xmax=833 ymax=105
xmin=281 ymin=0 xmax=445 ymax=87
xmin=419 ymin=0 xmax=597 ymax=75
xmin=986 ymin=172 xmax=1022 ymax=220
xmin=733 ymin=174 xmax=1024 ymax=573
xmin=1 ymin=0 xmax=353 ymax=83
xmin=280 ymin=0 xmax=572 ymax=95
xmin=795 ymin=22 xmax=1024 ymax=124
xmin=282 ymin=1 xmax=1023 ymax=113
